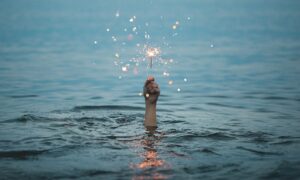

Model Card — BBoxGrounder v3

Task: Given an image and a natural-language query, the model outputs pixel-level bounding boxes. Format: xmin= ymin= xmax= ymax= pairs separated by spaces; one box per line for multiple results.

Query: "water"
xmin=1 ymin=0 xmax=300 ymax=179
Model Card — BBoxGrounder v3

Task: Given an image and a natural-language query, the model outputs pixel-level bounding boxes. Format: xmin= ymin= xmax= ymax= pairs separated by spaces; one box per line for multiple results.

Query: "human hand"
xmin=143 ymin=76 xmax=160 ymax=104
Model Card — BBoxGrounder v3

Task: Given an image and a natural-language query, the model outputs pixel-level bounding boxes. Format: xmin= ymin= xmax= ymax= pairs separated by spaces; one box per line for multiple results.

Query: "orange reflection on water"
xmin=131 ymin=127 xmax=170 ymax=180
xmin=137 ymin=150 xmax=165 ymax=169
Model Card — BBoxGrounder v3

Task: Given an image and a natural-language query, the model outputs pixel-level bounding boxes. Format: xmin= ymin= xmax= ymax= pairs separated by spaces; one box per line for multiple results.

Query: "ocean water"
xmin=1 ymin=0 xmax=300 ymax=179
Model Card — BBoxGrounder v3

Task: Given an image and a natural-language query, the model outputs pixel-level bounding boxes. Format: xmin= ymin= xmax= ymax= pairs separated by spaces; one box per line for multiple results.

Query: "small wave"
xmin=206 ymin=102 xmax=245 ymax=109
xmin=8 ymin=95 xmax=38 ymax=98
xmin=183 ymin=165 xmax=219 ymax=174
xmin=73 ymin=105 xmax=144 ymax=111
xmin=237 ymin=146 xmax=282 ymax=156
xmin=262 ymin=161 xmax=300 ymax=179
xmin=0 ymin=149 xmax=47 ymax=159
xmin=83 ymin=169 xmax=115 ymax=177
xmin=90 ymin=96 xmax=103 ymax=100
xmin=162 ymin=120 xmax=186 ymax=124
xmin=198 ymin=147 xmax=220 ymax=155
xmin=235 ymin=131 xmax=272 ymax=138
xmin=1 ymin=114 xmax=51 ymax=123
xmin=263 ymin=96 xmax=289 ymax=101
xmin=204 ymin=95 xmax=230 ymax=99
xmin=271 ymin=140 xmax=295 ymax=145
xmin=176 ymin=132 xmax=235 ymax=141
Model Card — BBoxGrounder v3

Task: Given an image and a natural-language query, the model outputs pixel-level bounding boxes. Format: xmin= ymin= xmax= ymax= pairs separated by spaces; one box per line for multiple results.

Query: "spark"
xmin=112 ymin=36 xmax=117 ymax=42
xmin=144 ymin=32 xmax=150 ymax=39
xmin=122 ymin=66 xmax=128 ymax=72
xmin=145 ymin=93 xmax=150 ymax=98
xmin=115 ymin=11 xmax=120 ymax=17
xmin=146 ymin=47 xmax=160 ymax=58
xmin=146 ymin=47 xmax=160 ymax=68
xmin=163 ymin=72 xmax=170 ymax=77
xmin=129 ymin=17 xmax=134 ymax=22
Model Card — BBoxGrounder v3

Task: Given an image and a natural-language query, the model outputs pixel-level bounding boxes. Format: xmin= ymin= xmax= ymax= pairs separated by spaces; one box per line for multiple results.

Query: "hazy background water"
xmin=1 ymin=0 xmax=300 ymax=179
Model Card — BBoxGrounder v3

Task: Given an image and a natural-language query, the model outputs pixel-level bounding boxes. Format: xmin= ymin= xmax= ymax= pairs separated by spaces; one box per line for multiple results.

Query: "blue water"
xmin=1 ymin=0 xmax=300 ymax=179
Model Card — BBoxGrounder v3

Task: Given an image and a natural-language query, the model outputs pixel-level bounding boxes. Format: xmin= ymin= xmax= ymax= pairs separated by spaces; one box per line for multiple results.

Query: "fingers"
xmin=144 ymin=81 xmax=160 ymax=94
xmin=147 ymin=76 xmax=155 ymax=81
xmin=144 ymin=76 xmax=155 ymax=87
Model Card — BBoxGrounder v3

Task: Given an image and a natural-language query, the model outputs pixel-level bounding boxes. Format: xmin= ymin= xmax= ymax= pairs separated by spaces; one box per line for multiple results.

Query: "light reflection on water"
xmin=132 ymin=127 xmax=169 ymax=180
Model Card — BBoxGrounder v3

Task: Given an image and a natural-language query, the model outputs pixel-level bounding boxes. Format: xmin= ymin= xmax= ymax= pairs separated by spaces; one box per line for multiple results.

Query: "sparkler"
xmin=145 ymin=47 xmax=160 ymax=68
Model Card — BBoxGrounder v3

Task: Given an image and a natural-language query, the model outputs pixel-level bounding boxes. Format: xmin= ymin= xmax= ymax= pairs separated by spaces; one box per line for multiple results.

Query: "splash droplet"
xmin=177 ymin=88 xmax=181 ymax=92
xmin=184 ymin=78 xmax=187 ymax=82
xmin=145 ymin=93 xmax=150 ymax=98
xmin=139 ymin=92 xmax=143 ymax=96
xmin=168 ymin=80 xmax=173 ymax=85
xmin=94 ymin=41 xmax=98 ymax=44
xmin=106 ymin=28 xmax=110 ymax=32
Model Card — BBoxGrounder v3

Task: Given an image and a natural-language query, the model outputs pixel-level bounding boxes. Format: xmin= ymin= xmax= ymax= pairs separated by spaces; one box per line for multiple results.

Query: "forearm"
xmin=144 ymin=103 xmax=157 ymax=127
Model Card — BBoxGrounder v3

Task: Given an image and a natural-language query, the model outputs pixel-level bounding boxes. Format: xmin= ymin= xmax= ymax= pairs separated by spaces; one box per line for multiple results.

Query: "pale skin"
xmin=143 ymin=76 xmax=160 ymax=128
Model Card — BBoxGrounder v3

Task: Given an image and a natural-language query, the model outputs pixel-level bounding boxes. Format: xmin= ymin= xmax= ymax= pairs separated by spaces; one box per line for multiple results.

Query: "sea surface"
xmin=1 ymin=0 xmax=300 ymax=179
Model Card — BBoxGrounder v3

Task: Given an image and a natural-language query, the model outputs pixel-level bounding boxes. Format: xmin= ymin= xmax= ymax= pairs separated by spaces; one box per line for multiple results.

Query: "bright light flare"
xmin=145 ymin=47 xmax=160 ymax=68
